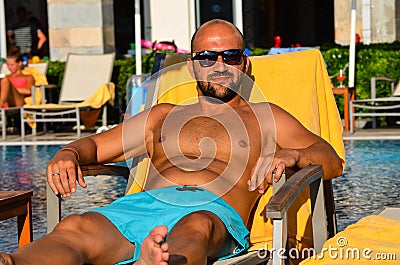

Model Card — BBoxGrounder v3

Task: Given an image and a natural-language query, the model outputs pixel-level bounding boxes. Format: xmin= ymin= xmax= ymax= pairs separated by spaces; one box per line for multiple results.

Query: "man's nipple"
xmin=238 ymin=140 xmax=248 ymax=148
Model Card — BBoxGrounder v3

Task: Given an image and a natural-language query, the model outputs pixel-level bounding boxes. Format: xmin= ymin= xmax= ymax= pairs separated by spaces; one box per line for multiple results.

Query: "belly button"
xmin=238 ymin=140 xmax=248 ymax=148
xmin=159 ymin=135 xmax=166 ymax=142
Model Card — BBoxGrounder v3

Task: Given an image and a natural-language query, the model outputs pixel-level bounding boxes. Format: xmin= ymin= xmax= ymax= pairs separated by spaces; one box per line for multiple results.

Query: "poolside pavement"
xmin=343 ymin=127 xmax=400 ymax=140
xmin=0 ymin=130 xmax=94 ymax=146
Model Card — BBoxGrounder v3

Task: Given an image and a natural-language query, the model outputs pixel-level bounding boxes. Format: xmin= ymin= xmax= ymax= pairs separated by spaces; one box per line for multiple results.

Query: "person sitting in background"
xmin=7 ymin=6 xmax=47 ymax=57
xmin=0 ymin=46 xmax=35 ymax=108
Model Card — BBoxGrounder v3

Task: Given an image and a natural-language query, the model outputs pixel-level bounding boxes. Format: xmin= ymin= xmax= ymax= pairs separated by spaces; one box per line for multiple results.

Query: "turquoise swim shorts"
xmin=90 ymin=186 xmax=250 ymax=264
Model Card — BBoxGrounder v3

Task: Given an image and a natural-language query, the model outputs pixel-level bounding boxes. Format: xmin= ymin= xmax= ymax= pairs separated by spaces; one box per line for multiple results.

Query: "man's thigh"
xmin=55 ymin=212 xmax=135 ymax=264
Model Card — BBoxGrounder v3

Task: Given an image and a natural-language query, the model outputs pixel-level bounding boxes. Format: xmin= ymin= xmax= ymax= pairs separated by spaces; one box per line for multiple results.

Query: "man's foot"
xmin=135 ymin=226 xmax=169 ymax=265
xmin=0 ymin=253 xmax=14 ymax=265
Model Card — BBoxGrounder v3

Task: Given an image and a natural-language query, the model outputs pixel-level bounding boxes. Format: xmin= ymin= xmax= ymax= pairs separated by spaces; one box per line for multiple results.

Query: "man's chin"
xmin=205 ymin=93 xmax=238 ymax=104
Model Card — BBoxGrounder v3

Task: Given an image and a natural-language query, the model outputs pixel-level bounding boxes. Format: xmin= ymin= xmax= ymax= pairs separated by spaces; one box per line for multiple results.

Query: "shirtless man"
xmin=0 ymin=19 xmax=343 ymax=265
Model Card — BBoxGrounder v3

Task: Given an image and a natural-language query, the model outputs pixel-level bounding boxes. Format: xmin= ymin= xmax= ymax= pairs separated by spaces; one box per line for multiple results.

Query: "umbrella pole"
xmin=135 ymin=0 xmax=142 ymax=75
xmin=348 ymin=0 xmax=357 ymax=89
xmin=0 ymin=0 xmax=7 ymax=59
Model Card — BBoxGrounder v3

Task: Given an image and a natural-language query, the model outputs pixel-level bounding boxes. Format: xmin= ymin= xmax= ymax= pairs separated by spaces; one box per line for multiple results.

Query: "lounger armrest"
xmin=80 ymin=164 xmax=130 ymax=180
xmin=47 ymin=164 xmax=130 ymax=233
xmin=266 ymin=164 xmax=322 ymax=219
xmin=371 ymin=76 xmax=395 ymax=82
xmin=370 ymin=76 xmax=396 ymax=99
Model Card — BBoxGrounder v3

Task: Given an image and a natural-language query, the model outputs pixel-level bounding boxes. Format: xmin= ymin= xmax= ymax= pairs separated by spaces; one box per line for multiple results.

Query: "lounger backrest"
xmin=392 ymin=81 xmax=400 ymax=96
xmin=59 ymin=53 xmax=115 ymax=103
xmin=28 ymin=62 xmax=49 ymax=75
xmin=0 ymin=62 xmax=9 ymax=75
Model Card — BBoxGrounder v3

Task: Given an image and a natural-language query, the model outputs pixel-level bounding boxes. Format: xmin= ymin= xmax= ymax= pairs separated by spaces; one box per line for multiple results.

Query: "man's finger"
xmin=47 ymin=167 xmax=59 ymax=195
xmin=52 ymin=172 xmax=66 ymax=196
xmin=249 ymin=158 xmax=262 ymax=191
xmin=77 ymin=166 xmax=87 ymax=189
xmin=273 ymin=163 xmax=286 ymax=182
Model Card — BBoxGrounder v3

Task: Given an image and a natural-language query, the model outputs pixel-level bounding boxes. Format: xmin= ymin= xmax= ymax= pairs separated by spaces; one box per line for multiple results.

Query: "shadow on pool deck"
xmin=0 ymin=130 xmax=96 ymax=145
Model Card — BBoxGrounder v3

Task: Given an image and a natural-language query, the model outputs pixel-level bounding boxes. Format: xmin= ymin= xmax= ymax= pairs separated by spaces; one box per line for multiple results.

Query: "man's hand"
xmin=248 ymin=150 xmax=299 ymax=193
xmin=47 ymin=151 xmax=87 ymax=198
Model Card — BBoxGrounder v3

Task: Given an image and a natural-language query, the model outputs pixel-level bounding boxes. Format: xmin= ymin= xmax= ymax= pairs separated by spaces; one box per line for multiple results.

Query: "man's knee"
xmin=175 ymin=211 xmax=225 ymax=238
xmin=53 ymin=213 xmax=98 ymax=236
xmin=182 ymin=211 xmax=215 ymax=228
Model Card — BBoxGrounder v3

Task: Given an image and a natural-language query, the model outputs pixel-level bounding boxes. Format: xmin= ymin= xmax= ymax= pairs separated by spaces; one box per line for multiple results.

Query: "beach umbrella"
xmin=348 ymin=0 xmax=356 ymax=89
xmin=0 ymin=0 xmax=7 ymax=59
xmin=134 ymin=0 xmax=142 ymax=75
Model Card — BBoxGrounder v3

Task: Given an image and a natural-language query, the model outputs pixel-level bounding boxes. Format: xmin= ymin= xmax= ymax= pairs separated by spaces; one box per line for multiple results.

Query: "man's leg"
xmin=166 ymin=211 xmax=236 ymax=265
xmin=0 ymin=212 xmax=168 ymax=265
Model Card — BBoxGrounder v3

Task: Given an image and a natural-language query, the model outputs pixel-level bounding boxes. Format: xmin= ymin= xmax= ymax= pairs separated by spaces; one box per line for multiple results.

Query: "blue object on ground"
xmin=267 ymin=47 xmax=316 ymax=55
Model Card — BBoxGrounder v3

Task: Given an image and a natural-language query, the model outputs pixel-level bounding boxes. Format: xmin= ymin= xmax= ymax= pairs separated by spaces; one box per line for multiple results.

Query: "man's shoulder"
xmin=151 ymin=102 xmax=177 ymax=111
xmin=246 ymin=101 xmax=277 ymax=112
xmin=148 ymin=103 xmax=178 ymax=117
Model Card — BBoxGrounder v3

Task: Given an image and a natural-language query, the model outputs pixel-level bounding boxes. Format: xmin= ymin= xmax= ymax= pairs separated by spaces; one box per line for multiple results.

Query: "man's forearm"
xmin=297 ymin=142 xmax=343 ymax=180
xmin=60 ymin=138 xmax=99 ymax=165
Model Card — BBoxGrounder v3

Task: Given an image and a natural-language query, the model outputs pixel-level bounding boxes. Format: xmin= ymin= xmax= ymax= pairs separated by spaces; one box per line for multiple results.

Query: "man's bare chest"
xmin=152 ymin=114 xmax=261 ymax=162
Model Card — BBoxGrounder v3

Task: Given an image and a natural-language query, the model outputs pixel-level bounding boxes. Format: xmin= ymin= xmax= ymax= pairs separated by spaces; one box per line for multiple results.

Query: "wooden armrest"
xmin=80 ymin=164 xmax=130 ymax=180
xmin=266 ymin=164 xmax=322 ymax=218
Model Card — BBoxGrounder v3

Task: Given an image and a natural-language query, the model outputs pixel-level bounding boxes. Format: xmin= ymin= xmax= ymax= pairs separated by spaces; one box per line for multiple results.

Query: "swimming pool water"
xmin=0 ymin=145 xmax=127 ymax=253
xmin=1 ymin=141 xmax=400 ymax=252
xmin=333 ymin=140 xmax=400 ymax=231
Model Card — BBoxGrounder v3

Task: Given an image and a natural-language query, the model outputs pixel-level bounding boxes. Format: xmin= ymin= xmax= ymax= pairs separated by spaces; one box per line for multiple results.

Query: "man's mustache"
xmin=207 ymin=71 xmax=234 ymax=80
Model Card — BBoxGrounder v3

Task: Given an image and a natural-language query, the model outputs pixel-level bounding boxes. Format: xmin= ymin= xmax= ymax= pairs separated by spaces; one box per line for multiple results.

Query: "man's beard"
xmin=197 ymin=73 xmax=241 ymax=104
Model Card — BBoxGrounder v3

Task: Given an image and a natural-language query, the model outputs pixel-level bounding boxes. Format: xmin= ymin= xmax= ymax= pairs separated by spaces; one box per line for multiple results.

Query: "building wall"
xmin=148 ymin=0 xmax=194 ymax=52
xmin=334 ymin=0 xmax=398 ymax=45
xmin=43 ymin=0 xmax=399 ymax=61
xmin=371 ymin=0 xmax=396 ymax=43
xmin=47 ymin=0 xmax=114 ymax=61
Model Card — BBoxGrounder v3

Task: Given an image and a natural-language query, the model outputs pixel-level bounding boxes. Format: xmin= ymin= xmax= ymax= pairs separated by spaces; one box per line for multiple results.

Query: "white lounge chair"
xmin=20 ymin=53 xmax=115 ymax=139
xmin=349 ymin=76 xmax=400 ymax=133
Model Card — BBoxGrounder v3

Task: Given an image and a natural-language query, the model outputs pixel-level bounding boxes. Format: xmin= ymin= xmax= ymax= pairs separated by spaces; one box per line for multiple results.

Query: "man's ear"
xmin=244 ymin=54 xmax=250 ymax=74
xmin=187 ymin=58 xmax=196 ymax=79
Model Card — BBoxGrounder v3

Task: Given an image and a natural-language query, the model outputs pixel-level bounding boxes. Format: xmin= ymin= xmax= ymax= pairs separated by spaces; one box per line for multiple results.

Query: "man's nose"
xmin=214 ymin=55 xmax=227 ymax=70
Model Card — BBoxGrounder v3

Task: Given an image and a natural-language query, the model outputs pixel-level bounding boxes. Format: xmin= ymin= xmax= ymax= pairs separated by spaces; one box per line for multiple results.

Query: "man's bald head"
xmin=191 ymin=19 xmax=244 ymax=53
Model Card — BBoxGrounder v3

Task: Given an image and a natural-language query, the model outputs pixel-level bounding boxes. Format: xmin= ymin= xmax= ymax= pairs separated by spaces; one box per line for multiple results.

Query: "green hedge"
xmin=47 ymin=42 xmax=400 ymax=117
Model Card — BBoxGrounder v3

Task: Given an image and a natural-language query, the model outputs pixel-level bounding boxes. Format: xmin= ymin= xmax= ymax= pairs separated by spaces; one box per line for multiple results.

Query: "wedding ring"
xmin=52 ymin=173 xmax=60 ymax=176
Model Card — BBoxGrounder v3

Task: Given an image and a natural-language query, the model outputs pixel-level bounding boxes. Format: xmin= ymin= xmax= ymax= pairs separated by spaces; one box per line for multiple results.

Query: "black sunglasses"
xmin=191 ymin=49 xmax=245 ymax=67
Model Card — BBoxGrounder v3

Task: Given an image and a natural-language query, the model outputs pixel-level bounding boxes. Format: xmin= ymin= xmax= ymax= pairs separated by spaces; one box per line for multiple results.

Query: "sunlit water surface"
xmin=0 ymin=145 xmax=126 ymax=253
xmin=1 ymin=141 xmax=400 ymax=252
xmin=333 ymin=140 xmax=400 ymax=231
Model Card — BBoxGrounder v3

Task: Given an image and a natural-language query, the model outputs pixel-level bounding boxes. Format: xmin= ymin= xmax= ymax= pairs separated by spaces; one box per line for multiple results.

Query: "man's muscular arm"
xmin=46 ymin=107 xmax=157 ymax=197
xmin=249 ymin=103 xmax=343 ymax=192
